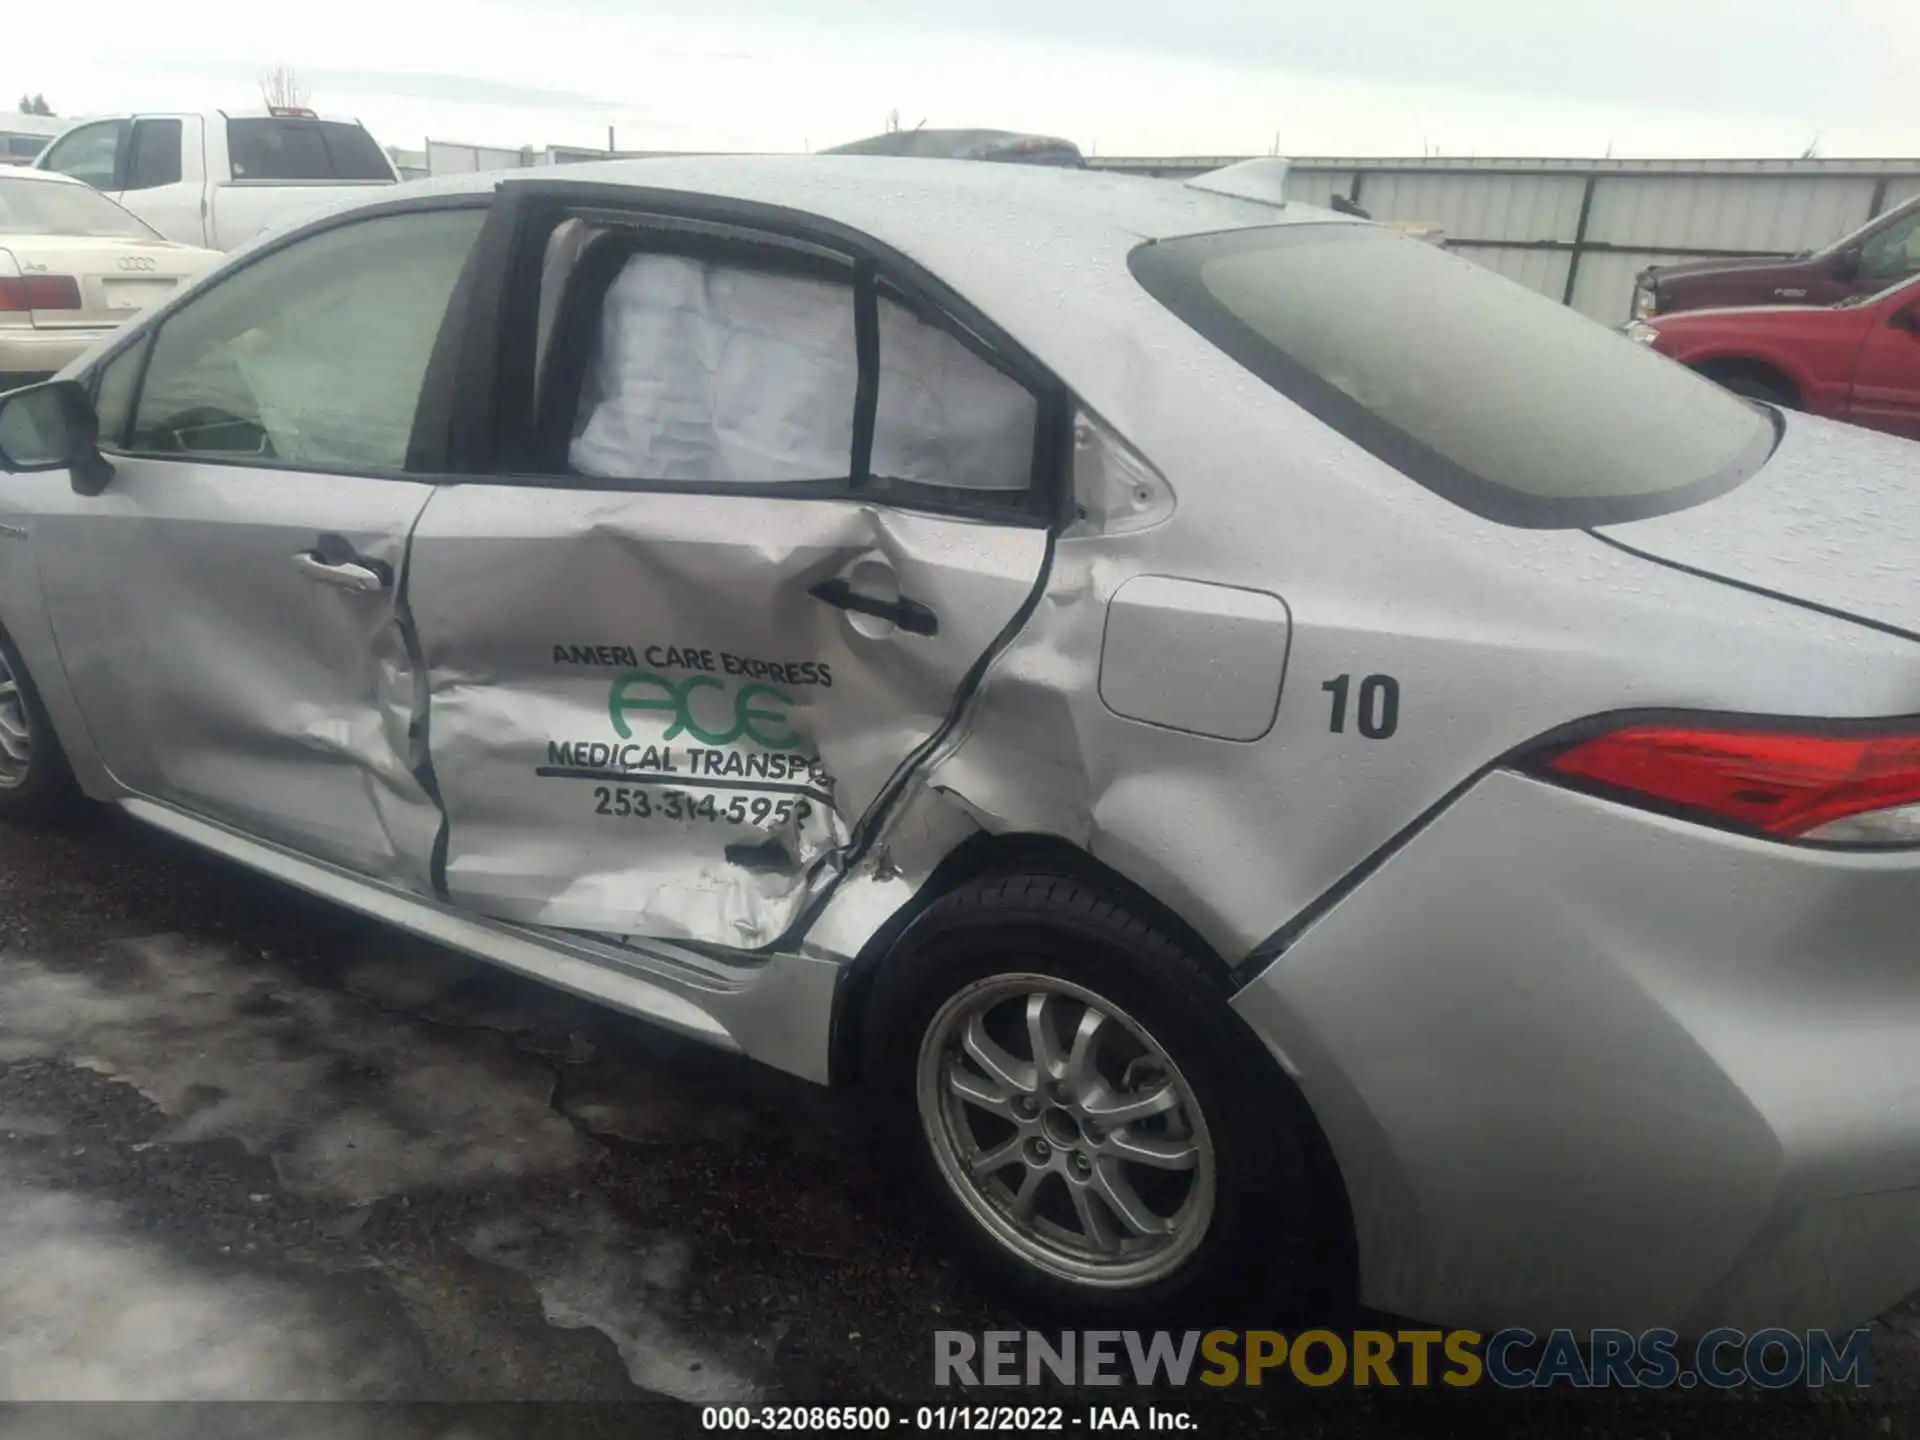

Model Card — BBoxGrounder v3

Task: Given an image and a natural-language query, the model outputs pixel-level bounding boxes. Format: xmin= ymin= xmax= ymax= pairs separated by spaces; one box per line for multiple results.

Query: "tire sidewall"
xmin=0 ymin=630 xmax=81 ymax=823
xmin=866 ymin=878 xmax=1343 ymax=1323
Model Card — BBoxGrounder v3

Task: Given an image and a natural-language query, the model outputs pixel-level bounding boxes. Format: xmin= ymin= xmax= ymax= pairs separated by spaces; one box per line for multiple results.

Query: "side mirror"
xmin=0 ymin=379 xmax=113 ymax=495
xmin=1833 ymin=244 xmax=1863 ymax=282
xmin=1893 ymin=305 xmax=1920 ymax=335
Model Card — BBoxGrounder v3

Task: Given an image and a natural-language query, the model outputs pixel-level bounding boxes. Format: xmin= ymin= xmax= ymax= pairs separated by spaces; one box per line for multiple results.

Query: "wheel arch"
xmin=837 ymin=830 xmax=1362 ymax=1310
xmin=1687 ymin=354 xmax=1804 ymax=407
xmin=827 ymin=831 xmax=1238 ymax=1090
xmin=0 ymin=593 xmax=113 ymax=801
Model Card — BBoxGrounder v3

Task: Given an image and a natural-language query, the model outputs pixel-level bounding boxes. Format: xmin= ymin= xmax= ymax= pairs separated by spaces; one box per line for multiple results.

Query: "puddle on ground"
xmin=463 ymin=1197 xmax=771 ymax=1404
xmin=0 ymin=1153 xmax=419 ymax=1401
xmin=0 ymin=934 xmax=773 ymax=1406
xmin=0 ymin=937 xmax=593 ymax=1206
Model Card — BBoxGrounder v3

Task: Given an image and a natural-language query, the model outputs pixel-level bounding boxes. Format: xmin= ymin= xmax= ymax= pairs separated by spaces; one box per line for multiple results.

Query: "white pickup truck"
xmin=33 ymin=109 xmax=400 ymax=251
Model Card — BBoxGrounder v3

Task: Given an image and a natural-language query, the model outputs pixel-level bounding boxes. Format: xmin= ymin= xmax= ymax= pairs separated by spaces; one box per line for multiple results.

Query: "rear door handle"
xmin=293 ymin=535 xmax=391 ymax=594
xmin=807 ymin=579 xmax=939 ymax=636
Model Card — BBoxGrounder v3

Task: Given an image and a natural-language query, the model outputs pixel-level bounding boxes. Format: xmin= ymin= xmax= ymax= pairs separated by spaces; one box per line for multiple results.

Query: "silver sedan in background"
xmin=0 ymin=157 xmax=1916 ymax=1333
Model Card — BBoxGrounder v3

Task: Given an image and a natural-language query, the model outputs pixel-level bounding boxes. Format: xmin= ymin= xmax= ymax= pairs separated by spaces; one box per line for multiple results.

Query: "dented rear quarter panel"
xmin=820 ymin=222 xmax=1920 ymax=967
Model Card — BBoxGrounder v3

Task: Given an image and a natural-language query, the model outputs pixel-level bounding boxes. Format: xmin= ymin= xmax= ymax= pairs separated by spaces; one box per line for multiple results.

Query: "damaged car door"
xmin=31 ymin=203 xmax=486 ymax=886
xmin=406 ymin=193 xmax=1063 ymax=948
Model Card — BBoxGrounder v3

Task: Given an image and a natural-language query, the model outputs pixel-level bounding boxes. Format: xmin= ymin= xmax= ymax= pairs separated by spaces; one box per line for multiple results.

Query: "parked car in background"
xmin=0 ymin=169 xmax=218 ymax=388
xmin=35 ymin=109 xmax=399 ymax=251
xmin=0 ymin=115 xmax=66 ymax=168
xmin=1635 ymin=194 xmax=1920 ymax=318
xmin=823 ymin=128 xmax=1086 ymax=166
xmin=1626 ymin=271 xmax=1920 ymax=439
xmin=2 ymin=157 xmax=1919 ymax=1334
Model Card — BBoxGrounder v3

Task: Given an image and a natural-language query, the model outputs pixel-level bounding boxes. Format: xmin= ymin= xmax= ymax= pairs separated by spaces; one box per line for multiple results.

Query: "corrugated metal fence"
xmin=424 ymin=140 xmax=536 ymax=175
xmin=1091 ymin=156 xmax=1920 ymax=323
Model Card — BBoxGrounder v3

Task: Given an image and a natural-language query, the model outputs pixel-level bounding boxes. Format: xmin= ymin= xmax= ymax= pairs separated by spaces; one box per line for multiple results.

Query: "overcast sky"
xmin=9 ymin=1 xmax=1916 ymax=159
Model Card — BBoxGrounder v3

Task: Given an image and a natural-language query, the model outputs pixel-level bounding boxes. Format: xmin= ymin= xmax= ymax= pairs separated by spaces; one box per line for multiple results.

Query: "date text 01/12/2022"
xmin=699 ymin=1404 xmax=1196 ymax=1431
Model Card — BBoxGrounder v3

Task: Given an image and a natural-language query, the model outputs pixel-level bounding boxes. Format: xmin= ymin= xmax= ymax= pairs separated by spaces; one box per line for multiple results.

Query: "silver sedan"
xmin=0 ymin=156 xmax=1916 ymax=1333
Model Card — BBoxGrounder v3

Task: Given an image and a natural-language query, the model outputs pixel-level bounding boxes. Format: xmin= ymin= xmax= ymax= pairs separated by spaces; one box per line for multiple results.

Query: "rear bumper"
xmin=1233 ymin=769 xmax=1920 ymax=1333
xmin=0 ymin=325 xmax=111 ymax=382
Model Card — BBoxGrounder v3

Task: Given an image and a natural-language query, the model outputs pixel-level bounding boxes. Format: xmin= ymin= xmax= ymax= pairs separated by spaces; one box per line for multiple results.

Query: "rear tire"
xmin=0 ymin=631 xmax=87 ymax=826
xmin=865 ymin=870 xmax=1353 ymax=1323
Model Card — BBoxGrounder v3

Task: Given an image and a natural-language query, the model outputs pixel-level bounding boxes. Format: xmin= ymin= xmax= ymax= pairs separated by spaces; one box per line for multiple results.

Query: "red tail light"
xmin=1529 ymin=721 xmax=1920 ymax=844
xmin=0 ymin=275 xmax=83 ymax=311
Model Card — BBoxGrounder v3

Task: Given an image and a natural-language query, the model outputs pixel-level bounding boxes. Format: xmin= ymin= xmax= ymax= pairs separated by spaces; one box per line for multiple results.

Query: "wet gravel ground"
xmin=0 ymin=812 xmax=1915 ymax=1439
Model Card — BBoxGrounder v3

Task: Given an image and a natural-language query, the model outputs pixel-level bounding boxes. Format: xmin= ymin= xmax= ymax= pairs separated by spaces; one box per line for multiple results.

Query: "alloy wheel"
xmin=0 ymin=650 xmax=32 ymax=790
xmin=915 ymin=973 xmax=1217 ymax=1287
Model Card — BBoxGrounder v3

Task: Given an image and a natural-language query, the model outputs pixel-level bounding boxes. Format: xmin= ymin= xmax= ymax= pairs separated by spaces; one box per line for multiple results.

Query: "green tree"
xmin=17 ymin=94 xmax=54 ymax=116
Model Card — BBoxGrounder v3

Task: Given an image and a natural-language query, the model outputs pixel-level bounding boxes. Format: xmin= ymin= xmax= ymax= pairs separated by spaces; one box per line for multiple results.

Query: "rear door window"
xmin=226 ymin=119 xmax=393 ymax=181
xmin=1131 ymin=223 xmax=1777 ymax=527
xmin=123 ymin=119 xmax=183 ymax=192
xmin=541 ymin=236 xmax=1040 ymax=510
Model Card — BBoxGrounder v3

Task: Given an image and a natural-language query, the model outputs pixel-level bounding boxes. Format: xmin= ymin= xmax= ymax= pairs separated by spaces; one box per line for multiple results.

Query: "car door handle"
xmin=807 ymin=579 xmax=939 ymax=636
xmin=293 ymin=551 xmax=388 ymax=594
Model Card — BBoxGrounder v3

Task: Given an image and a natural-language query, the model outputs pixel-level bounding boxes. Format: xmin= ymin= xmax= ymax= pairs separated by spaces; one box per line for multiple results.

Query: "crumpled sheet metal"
xmin=406 ymin=485 xmax=1043 ymax=945
xmin=852 ymin=528 xmax=1300 ymax=969
xmin=39 ymin=480 xmax=443 ymax=894
xmin=182 ymin=534 xmax=442 ymax=894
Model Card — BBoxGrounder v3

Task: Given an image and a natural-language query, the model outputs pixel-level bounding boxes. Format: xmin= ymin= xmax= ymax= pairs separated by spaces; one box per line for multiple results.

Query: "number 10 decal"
xmin=1322 ymin=673 xmax=1400 ymax=739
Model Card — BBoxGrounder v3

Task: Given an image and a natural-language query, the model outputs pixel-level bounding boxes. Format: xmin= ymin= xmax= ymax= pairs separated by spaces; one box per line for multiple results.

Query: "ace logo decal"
xmin=608 ymin=672 xmax=803 ymax=752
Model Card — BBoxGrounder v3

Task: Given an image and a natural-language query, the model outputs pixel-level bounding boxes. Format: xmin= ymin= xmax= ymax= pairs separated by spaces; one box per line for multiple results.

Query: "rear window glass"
xmin=1130 ymin=224 xmax=1777 ymax=527
xmin=0 ymin=175 xmax=156 ymax=239
xmin=226 ymin=119 xmax=393 ymax=182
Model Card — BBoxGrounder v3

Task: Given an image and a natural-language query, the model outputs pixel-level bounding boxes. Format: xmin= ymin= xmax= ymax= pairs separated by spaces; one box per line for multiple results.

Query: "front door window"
xmin=1860 ymin=207 xmax=1920 ymax=285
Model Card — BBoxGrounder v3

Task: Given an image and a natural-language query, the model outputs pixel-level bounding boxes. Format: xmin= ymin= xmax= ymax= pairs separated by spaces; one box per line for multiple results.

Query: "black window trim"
xmin=84 ymin=190 xmax=494 ymax=482
xmin=447 ymin=179 xmax=1075 ymax=531
xmin=76 ymin=178 xmax=1078 ymax=521
xmin=121 ymin=117 xmax=184 ymax=194
xmin=89 ymin=330 xmax=151 ymax=450
xmin=1129 ymin=223 xmax=1781 ymax=530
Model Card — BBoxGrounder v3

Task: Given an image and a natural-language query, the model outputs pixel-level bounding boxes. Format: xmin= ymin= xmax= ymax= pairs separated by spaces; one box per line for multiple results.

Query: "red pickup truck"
xmin=1635 ymin=194 xmax=1920 ymax=318
xmin=1628 ymin=273 xmax=1920 ymax=439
